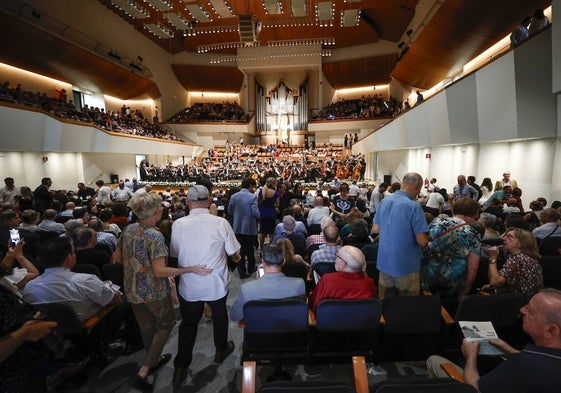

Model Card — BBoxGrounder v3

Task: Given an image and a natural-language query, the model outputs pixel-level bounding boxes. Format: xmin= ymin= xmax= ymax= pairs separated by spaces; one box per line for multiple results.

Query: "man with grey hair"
xmin=453 ymin=175 xmax=479 ymax=201
xmin=170 ymin=184 xmax=241 ymax=386
xmin=372 ymin=172 xmax=430 ymax=298
xmin=308 ymin=245 xmax=375 ymax=311
xmin=426 ymin=288 xmax=561 ymax=392
xmin=273 ymin=215 xmax=306 ymax=256
xmin=229 ymin=243 xmax=306 ymax=321
xmin=533 ymin=208 xmax=561 ymax=241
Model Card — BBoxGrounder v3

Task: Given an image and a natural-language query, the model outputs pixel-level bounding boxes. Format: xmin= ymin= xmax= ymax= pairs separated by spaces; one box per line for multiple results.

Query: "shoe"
xmin=214 ymin=341 xmax=235 ymax=363
xmin=134 ymin=375 xmax=153 ymax=392
xmin=148 ymin=353 xmax=171 ymax=375
xmin=173 ymin=367 xmax=187 ymax=387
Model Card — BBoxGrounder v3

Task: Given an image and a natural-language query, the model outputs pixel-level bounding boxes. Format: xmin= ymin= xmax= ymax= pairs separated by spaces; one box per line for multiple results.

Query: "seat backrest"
xmin=541 ymin=255 xmax=561 ymax=289
xmin=72 ymin=263 xmax=103 ymax=279
xmin=102 ymin=263 xmax=124 ymax=288
xmin=35 ymin=302 xmax=84 ymax=335
xmin=282 ymin=263 xmax=308 ymax=281
xmin=259 ymin=381 xmax=356 ymax=393
xmin=372 ymin=378 xmax=476 ymax=393
xmin=454 ymin=294 xmax=526 ymax=328
xmin=380 ymin=295 xmax=444 ymax=361
xmin=312 ymin=261 xmax=336 ymax=277
xmin=243 ymin=299 xmax=309 ymax=334
xmin=316 ymin=298 xmax=382 ymax=332
xmin=539 ymin=236 xmax=561 ymax=256
xmin=454 ymin=293 xmax=528 ymax=348
xmin=382 ymin=295 xmax=442 ymax=334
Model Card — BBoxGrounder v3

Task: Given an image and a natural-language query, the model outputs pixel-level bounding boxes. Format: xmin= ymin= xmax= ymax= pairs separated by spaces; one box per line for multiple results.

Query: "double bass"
xmin=352 ymin=162 xmax=363 ymax=181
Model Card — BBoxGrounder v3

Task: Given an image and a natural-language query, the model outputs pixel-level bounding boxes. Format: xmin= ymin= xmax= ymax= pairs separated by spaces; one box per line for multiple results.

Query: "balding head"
xmin=335 ymin=245 xmax=366 ymax=273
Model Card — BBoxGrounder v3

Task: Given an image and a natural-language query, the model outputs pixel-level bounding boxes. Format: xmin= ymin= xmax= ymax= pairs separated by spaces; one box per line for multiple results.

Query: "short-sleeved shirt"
xmin=498 ymin=253 xmax=543 ymax=299
xmin=308 ymin=271 xmax=375 ymax=311
xmin=117 ymin=223 xmax=169 ymax=304
xmin=478 ymin=344 xmax=561 ymax=393
xmin=170 ymin=208 xmax=240 ymax=302
xmin=421 ymin=217 xmax=480 ymax=298
xmin=374 ymin=190 xmax=429 ymax=277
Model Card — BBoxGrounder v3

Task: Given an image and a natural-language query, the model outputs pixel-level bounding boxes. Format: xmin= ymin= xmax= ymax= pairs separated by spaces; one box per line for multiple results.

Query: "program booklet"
xmin=459 ymin=321 xmax=505 ymax=356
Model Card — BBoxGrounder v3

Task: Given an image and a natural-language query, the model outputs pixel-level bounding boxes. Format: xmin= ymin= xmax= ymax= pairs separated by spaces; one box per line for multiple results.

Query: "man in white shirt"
xmin=170 ymin=185 xmax=241 ymax=387
xmin=0 ymin=177 xmax=20 ymax=205
xmin=307 ymin=195 xmax=331 ymax=232
xmin=369 ymin=183 xmax=387 ymax=215
xmin=111 ymin=180 xmax=134 ymax=203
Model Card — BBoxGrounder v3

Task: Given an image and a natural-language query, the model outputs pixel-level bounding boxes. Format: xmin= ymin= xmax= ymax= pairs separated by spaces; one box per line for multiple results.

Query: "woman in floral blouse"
xmin=486 ymin=227 xmax=543 ymax=299
xmin=113 ymin=191 xmax=211 ymax=390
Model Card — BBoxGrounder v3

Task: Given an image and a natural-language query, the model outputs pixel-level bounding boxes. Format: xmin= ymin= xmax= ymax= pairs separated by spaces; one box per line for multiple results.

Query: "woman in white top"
xmin=477 ymin=177 xmax=493 ymax=206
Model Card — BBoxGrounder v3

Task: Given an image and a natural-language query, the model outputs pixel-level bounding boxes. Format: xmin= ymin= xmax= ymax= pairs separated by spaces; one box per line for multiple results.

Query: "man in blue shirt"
xmin=228 ymin=177 xmax=260 ymax=278
xmin=453 ymin=175 xmax=479 ymax=201
xmin=372 ymin=172 xmax=429 ymax=298
xmin=230 ymin=243 xmax=305 ymax=321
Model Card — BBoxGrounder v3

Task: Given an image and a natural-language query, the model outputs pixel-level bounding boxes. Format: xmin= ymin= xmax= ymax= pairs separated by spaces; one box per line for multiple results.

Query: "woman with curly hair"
xmin=486 ymin=227 xmax=543 ymax=299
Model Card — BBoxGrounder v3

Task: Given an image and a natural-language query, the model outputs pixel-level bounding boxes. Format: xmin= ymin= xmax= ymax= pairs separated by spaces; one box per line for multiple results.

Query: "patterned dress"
xmin=421 ymin=217 xmax=481 ymax=298
xmin=498 ymin=253 xmax=543 ymax=299
xmin=118 ymin=223 xmax=169 ymax=304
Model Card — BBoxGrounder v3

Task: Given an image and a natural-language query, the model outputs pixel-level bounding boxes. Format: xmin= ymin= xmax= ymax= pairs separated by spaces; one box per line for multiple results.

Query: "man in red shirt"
xmin=308 ymin=245 xmax=376 ymax=311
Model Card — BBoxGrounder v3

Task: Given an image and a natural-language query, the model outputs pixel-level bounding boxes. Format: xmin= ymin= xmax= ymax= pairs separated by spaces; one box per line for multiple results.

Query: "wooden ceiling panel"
xmin=323 ymin=54 xmax=398 ymax=89
xmin=0 ymin=12 xmax=160 ymax=100
xmin=391 ymin=0 xmax=552 ymax=89
xmin=171 ymin=64 xmax=244 ymax=93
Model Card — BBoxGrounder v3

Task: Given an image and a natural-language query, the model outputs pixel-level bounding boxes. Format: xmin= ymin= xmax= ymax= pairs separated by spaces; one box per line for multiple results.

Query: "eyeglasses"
xmin=335 ymin=253 xmax=350 ymax=266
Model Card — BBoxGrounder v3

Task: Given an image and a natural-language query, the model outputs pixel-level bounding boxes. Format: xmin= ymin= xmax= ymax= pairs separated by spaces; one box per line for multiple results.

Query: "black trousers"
xmin=236 ymin=234 xmax=257 ymax=276
xmin=174 ymin=293 xmax=229 ymax=368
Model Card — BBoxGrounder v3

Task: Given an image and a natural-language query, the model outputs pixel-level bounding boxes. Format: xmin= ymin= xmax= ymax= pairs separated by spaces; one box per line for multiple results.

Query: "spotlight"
xmin=406 ymin=29 xmax=413 ymax=36
xmin=137 ymin=56 xmax=143 ymax=62
xmin=32 ymin=10 xmax=41 ymax=19
xmin=130 ymin=62 xmax=142 ymax=71
xmin=398 ymin=41 xmax=405 ymax=49
xmin=108 ymin=51 xmax=121 ymax=61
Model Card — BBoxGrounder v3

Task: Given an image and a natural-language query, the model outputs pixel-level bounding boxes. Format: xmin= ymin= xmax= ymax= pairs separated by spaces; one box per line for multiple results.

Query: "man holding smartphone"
xmin=230 ymin=243 xmax=306 ymax=322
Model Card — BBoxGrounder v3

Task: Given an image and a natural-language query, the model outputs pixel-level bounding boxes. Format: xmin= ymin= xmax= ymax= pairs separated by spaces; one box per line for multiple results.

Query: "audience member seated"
xmin=37 ymin=209 xmax=66 ymax=235
xmin=307 ymin=195 xmax=331 ymax=234
xmin=314 ymin=95 xmax=401 ymax=120
xmin=426 ymin=289 xmax=561 ymax=392
xmin=272 ymin=215 xmax=307 ymax=257
xmin=59 ymin=201 xmax=76 ymax=221
xmin=310 ymin=224 xmax=341 ymax=267
xmin=71 ymin=227 xmax=111 ymax=274
xmin=88 ymin=217 xmax=117 ymax=254
xmin=529 ymin=9 xmax=550 ymax=36
xmin=308 ymin=245 xmax=376 ymax=312
xmin=169 ymin=102 xmax=249 ymax=123
xmin=0 ymin=240 xmax=40 ymax=294
xmin=0 ymin=80 xmax=183 ymax=142
xmin=342 ymin=219 xmax=372 ymax=250
xmin=479 ymin=212 xmax=501 ymax=240
xmin=98 ymin=208 xmax=122 ymax=238
xmin=0 ymin=262 xmax=58 ymax=393
xmin=22 ymin=237 xmax=120 ymax=323
xmin=306 ymin=216 xmax=333 ymax=254
xmin=532 ymin=208 xmax=561 ymax=241
xmin=229 ymin=243 xmax=306 ymax=321
xmin=484 ymin=227 xmax=543 ymax=300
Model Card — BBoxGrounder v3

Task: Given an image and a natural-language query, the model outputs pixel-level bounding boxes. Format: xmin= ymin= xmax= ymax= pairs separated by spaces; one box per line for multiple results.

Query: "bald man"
xmin=427 ymin=289 xmax=561 ymax=392
xmin=308 ymin=245 xmax=376 ymax=311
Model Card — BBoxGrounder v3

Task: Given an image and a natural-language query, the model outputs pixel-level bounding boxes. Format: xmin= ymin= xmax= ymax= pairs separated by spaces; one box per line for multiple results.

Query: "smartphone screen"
xmin=257 ymin=266 xmax=264 ymax=278
xmin=9 ymin=229 xmax=20 ymax=246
